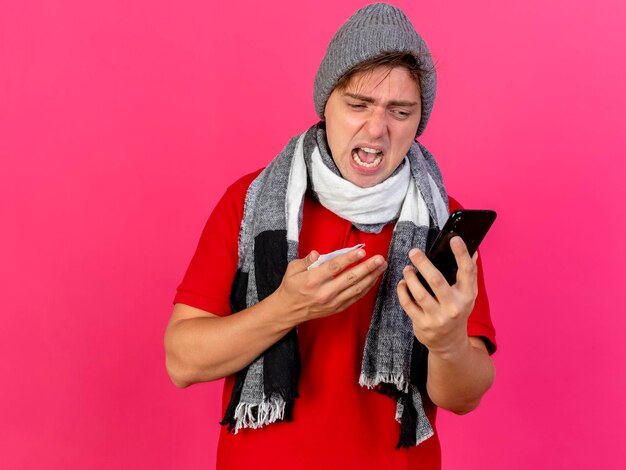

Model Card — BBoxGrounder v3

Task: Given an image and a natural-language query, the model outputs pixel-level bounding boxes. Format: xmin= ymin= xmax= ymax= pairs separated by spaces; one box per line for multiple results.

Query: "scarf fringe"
xmin=396 ymin=427 xmax=435 ymax=449
xmin=359 ymin=372 xmax=409 ymax=394
xmin=415 ymin=429 xmax=435 ymax=446
xmin=232 ymin=395 xmax=287 ymax=434
xmin=395 ymin=398 xmax=405 ymax=423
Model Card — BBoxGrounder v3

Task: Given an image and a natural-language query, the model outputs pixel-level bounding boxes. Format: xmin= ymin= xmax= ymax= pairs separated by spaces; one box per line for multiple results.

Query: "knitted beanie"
xmin=313 ymin=3 xmax=436 ymax=137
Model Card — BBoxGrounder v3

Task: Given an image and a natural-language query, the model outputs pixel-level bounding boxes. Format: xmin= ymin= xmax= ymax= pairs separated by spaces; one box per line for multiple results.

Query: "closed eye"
xmin=390 ymin=109 xmax=412 ymax=120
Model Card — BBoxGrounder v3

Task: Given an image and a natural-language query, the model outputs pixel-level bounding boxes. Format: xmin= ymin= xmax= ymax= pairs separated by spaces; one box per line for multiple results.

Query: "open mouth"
xmin=352 ymin=147 xmax=383 ymax=169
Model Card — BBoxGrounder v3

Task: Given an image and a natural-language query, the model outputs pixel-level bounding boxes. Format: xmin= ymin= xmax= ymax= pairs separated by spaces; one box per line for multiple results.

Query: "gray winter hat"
xmin=314 ymin=3 xmax=437 ymax=137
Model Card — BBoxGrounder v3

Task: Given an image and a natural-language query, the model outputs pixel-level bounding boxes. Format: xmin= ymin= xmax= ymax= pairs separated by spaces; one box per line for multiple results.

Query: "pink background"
xmin=2 ymin=0 xmax=625 ymax=468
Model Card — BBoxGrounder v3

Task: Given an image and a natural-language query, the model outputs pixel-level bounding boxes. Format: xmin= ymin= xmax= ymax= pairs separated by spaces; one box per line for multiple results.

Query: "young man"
xmin=165 ymin=3 xmax=496 ymax=468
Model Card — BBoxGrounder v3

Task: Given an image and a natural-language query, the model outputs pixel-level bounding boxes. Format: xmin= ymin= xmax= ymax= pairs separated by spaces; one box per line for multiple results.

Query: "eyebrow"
xmin=343 ymin=92 xmax=418 ymax=107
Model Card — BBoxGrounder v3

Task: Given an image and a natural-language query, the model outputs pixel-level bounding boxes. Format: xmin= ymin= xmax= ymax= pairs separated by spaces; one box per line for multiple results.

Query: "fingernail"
xmin=453 ymin=237 xmax=463 ymax=246
xmin=408 ymin=248 xmax=419 ymax=257
xmin=356 ymin=249 xmax=366 ymax=258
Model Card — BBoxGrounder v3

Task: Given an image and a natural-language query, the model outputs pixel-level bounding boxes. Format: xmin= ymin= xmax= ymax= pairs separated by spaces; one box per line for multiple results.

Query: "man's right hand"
xmin=272 ymin=248 xmax=388 ymax=326
xmin=165 ymin=248 xmax=387 ymax=387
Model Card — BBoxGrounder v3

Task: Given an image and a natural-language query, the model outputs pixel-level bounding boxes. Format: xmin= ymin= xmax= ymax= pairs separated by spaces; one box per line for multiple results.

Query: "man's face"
xmin=324 ymin=66 xmax=422 ymax=188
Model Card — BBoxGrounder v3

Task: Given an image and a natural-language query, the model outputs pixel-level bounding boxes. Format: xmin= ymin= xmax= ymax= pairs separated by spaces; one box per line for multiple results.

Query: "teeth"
xmin=360 ymin=147 xmax=382 ymax=154
xmin=352 ymin=149 xmax=382 ymax=168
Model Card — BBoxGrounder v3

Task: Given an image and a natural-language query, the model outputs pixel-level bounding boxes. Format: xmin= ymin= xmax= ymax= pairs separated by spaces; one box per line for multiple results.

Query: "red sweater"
xmin=175 ymin=170 xmax=497 ymax=470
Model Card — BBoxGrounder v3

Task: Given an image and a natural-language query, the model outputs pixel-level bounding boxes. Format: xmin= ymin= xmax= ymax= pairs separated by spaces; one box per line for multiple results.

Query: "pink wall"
xmin=2 ymin=0 xmax=625 ymax=468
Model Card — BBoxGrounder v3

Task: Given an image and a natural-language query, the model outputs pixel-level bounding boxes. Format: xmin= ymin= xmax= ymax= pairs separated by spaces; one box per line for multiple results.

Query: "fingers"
xmin=407 ymin=247 xmax=452 ymax=301
xmin=315 ymin=247 xmax=367 ymax=280
xmin=401 ymin=264 xmax=438 ymax=310
xmin=450 ymin=237 xmax=478 ymax=296
xmin=397 ymin=279 xmax=423 ymax=318
xmin=330 ymin=255 xmax=387 ymax=309
xmin=303 ymin=250 xmax=320 ymax=269
xmin=287 ymin=250 xmax=320 ymax=274
xmin=287 ymin=248 xmax=386 ymax=311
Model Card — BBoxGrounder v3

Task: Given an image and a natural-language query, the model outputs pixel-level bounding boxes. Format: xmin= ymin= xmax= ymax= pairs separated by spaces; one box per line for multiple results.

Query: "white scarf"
xmin=311 ymin=150 xmax=412 ymax=225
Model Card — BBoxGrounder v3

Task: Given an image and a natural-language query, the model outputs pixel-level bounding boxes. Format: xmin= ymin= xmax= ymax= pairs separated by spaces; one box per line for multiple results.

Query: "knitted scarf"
xmin=221 ymin=123 xmax=449 ymax=448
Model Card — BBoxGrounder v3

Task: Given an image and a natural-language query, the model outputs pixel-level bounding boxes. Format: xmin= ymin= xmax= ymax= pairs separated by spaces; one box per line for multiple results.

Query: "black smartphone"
xmin=417 ymin=209 xmax=497 ymax=296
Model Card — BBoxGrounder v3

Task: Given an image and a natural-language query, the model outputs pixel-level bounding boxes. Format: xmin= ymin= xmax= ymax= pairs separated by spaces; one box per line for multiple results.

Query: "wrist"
xmin=260 ymin=289 xmax=302 ymax=332
xmin=427 ymin=335 xmax=472 ymax=363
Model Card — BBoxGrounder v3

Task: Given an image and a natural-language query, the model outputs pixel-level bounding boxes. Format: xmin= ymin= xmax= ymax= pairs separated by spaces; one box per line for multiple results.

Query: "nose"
xmin=364 ymin=107 xmax=388 ymax=139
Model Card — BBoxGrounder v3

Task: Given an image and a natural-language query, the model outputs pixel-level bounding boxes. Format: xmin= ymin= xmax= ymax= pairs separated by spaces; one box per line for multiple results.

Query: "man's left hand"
xmin=397 ymin=236 xmax=478 ymax=358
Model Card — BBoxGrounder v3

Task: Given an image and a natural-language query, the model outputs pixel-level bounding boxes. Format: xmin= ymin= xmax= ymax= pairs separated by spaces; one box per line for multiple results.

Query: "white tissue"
xmin=307 ymin=244 xmax=365 ymax=270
